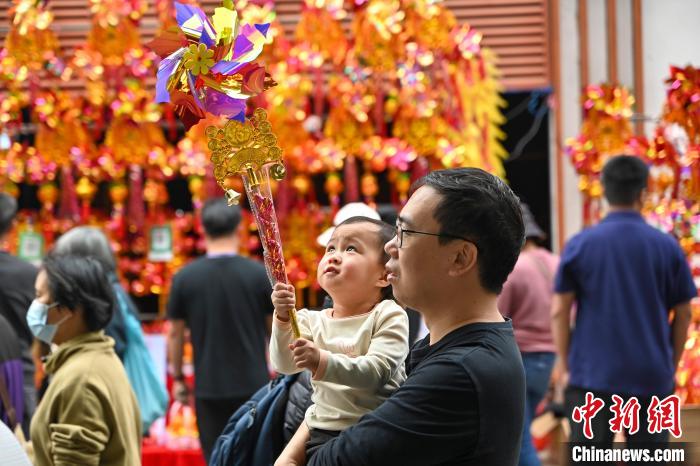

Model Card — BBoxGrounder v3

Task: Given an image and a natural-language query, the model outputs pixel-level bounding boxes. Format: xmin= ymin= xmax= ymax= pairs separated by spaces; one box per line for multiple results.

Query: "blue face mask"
xmin=26 ymin=300 xmax=68 ymax=345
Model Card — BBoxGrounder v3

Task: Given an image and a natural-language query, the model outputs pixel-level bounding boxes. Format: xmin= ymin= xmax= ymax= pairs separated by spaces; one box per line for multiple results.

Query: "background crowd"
xmin=0 ymin=156 xmax=695 ymax=466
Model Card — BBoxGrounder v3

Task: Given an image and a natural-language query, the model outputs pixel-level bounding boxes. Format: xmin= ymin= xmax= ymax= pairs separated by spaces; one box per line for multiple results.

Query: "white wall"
xmin=552 ymin=0 xmax=583 ymax=249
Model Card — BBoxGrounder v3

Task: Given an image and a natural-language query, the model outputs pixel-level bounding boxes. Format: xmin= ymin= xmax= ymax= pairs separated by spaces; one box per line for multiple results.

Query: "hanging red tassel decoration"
xmin=361 ymin=172 xmax=379 ymax=206
xmin=75 ymin=176 xmax=97 ymax=223
xmin=325 ymin=172 xmax=344 ymax=209
xmin=109 ymin=181 xmax=129 ymax=241
xmin=374 ymin=76 xmax=386 ymax=137
xmin=343 ymin=155 xmax=360 ymax=203
xmin=313 ymin=66 xmax=324 ymax=135
xmin=410 ymin=156 xmax=430 ymax=184
xmin=165 ymin=105 xmax=177 ymax=142
xmin=127 ymin=164 xmax=145 ymax=234
xmin=57 ymin=166 xmax=80 ymax=222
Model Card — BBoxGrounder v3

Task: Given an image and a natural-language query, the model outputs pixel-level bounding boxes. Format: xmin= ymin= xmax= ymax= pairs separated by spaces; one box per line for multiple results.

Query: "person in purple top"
xmin=499 ymin=202 xmax=559 ymax=466
xmin=552 ymin=155 xmax=697 ymax=458
xmin=0 ymin=313 xmax=24 ymax=431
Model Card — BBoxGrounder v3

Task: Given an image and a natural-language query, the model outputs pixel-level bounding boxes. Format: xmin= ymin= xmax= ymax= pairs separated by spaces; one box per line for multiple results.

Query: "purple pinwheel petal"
xmin=199 ymin=27 xmax=216 ymax=48
xmin=187 ymin=72 xmax=205 ymax=110
xmin=204 ymin=90 xmax=247 ymax=119
xmin=229 ymin=110 xmax=246 ymax=123
xmin=155 ymin=49 xmax=185 ymax=103
xmin=211 ymin=60 xmax=246 ymax=75
xmin=175 ymin=3 xmax=204 ymax=28
xmin=255 ymin=23 xmax=270 ymax=37
xmin=175 ymin=2 xmax=216 ymax=46
xmin=233 ymin=33 xmax=254 ymax=59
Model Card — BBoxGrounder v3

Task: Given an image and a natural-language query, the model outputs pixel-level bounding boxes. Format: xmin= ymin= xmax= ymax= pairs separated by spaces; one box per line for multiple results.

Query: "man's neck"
xmin=522 ymin=240 xmax=538 ymax=252
xmin=607 ymin=204 xmax=641 ymax=214
xmin=205 ymin=236 xmax=239 ymax=255
xmin=423 ymin=290 xmax=503 ymax=345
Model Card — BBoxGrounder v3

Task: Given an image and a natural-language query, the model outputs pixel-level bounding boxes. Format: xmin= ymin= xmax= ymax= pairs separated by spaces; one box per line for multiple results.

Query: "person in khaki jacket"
xmin=27 ymin=254 xmax=141 ymax=466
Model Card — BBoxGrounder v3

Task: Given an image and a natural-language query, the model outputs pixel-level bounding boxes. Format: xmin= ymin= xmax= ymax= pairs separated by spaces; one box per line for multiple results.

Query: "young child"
xmin=270 ymin=216 xmax=409 ymax=465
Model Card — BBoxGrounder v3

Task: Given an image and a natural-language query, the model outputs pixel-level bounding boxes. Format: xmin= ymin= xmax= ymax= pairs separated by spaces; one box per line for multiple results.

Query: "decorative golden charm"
xmin=205 ymin=108 xmax=285 ymax=205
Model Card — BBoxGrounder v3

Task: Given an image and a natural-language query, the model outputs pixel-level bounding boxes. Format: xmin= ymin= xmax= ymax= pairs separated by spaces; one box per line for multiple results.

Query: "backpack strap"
xmin=527 ymin=251 xmax=554 ymax=283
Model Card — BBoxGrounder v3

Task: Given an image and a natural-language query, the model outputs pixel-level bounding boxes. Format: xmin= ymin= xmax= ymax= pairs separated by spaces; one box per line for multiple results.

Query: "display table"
xmin=142 ymin=444 xmax=206 ymax=466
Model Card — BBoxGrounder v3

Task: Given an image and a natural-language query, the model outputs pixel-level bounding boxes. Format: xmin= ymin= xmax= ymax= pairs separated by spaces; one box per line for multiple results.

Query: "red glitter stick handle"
xmin=242 ymin=166 xmax=301 ymax=338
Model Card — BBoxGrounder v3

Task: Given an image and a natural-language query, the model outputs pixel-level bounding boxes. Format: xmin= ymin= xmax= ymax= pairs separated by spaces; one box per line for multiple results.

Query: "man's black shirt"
xmin=167 ymin=255 xmax=272 ymax=399
xmin=309 ymin=320 xmax=525 ymax=466
xmin=0 ymin=252 xmax=38 ymax=376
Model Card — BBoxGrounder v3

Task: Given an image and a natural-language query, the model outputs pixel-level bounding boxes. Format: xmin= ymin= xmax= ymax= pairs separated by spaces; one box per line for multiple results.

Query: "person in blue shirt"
xmin=552 ymin=155 xmax=697 ymax=454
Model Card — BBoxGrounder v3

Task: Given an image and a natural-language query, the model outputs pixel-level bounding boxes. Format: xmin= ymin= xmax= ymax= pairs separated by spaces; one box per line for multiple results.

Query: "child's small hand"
xmin=272 ymin=283 xmax=296 ymax=320
xmin=290 ymin=339 xmax=321 ymax=373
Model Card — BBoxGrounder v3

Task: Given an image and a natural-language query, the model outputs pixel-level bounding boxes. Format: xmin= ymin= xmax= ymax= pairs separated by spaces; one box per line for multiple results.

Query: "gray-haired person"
xmin=54 ymin=226 xmax=168 ymax=434
xmin=54 ymin=226 xmax=132 ymax=360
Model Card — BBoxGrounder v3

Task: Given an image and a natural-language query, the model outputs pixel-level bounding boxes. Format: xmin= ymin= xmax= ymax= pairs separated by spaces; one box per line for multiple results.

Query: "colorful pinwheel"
xmin=152 ymin=1 xmax=276 ymax=125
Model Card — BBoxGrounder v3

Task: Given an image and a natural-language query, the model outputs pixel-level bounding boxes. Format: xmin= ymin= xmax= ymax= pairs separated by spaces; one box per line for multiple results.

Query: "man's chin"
xmin=391 ymin=286 xmax=409 ymax=308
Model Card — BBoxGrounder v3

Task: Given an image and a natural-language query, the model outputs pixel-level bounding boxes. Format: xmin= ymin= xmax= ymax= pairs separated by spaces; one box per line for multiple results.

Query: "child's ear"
xmin=375 ymin=271 xmax=390 ymax=288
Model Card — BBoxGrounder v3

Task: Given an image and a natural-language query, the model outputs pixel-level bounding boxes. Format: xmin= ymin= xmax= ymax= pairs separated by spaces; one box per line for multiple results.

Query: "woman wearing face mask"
xmin=27 ymin=254 xmax=141 ymax=466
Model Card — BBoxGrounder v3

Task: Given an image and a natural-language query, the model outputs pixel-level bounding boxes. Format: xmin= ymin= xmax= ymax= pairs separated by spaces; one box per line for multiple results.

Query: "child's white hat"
xmin=316 ymin=203 xmax=381 ymax=247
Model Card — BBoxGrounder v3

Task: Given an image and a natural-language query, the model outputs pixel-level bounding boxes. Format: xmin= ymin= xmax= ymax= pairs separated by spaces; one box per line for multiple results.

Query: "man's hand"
xmin=551 ymin=358 xmax=569 ymax=405
xmin=272 ymin=283 xmax=296 ymax=321
xmin=290 ymin=339 xmax=321 ymax=373
xmin=172 ymin=380 xmax=190 ymax=404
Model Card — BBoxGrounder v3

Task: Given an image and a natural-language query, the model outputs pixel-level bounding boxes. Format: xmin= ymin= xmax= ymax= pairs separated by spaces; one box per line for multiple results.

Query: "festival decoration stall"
xmin=0 ymin=0 xmax=506 ymax=310
xmin=0 ymin=0 xmax=507 ymax=460
xmin=565 ymin=69 xmax=700 ymax=406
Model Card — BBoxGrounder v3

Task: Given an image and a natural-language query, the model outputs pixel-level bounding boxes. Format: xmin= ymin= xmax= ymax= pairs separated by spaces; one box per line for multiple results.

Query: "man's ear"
xmin=447 ymin=241 xmax=478 ymax=277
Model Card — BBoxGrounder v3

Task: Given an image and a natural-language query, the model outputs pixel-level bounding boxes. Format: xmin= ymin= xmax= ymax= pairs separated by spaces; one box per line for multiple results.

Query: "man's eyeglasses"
xmin=395 ymin=223 xmax=475 ymax=249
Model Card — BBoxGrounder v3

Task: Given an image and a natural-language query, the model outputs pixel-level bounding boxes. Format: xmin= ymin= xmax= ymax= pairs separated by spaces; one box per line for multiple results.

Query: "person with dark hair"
xmin=552 ymin=155 xmax=696 ymax=456
xmin=0 ymin=193 xmax=38 ymax=438
xmin=28 ymin=254 xmax=141 ymax=465
xmin=167 ymin=197 xmax=273 ymax=462
xmin=308 ymin=167 xmax=526 ymax=465
xmin=272 ymin=216 xmax=408 ymax=465
xmin=53 ymin=226 xmax=167 ymax=433
xmin=498 ymin=202 xmax=559 ymax=466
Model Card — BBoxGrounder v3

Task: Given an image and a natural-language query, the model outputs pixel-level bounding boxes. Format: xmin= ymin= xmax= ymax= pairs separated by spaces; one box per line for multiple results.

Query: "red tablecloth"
xmin=142 ymin=445 xmax=206 ymax=466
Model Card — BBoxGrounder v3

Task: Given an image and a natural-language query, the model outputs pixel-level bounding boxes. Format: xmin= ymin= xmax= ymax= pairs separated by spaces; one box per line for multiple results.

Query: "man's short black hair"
xmin=601 ymin=155 xmax=649 ymax=206
xmin=42 ymin=254 xmax=115 ymax=332
xmin=413 ymin=168 xmax=524 ymax=294
xmin=0 ymin=193 xmax=18 ymax=237
xmin=335 ymin=216 xmax=395 ymax=301
xmin=201 ymin=197 xmax=242 ymax=239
